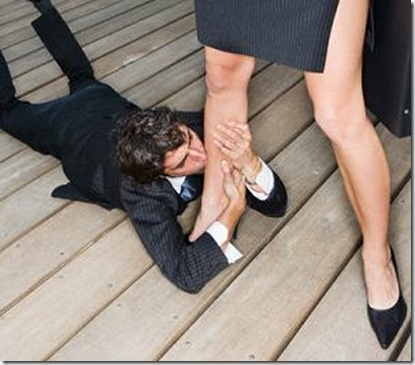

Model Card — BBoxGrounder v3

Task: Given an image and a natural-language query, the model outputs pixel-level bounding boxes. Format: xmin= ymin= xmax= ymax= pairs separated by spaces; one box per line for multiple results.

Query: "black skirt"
xmin=194 ymin=0 xmax=339 ymax=72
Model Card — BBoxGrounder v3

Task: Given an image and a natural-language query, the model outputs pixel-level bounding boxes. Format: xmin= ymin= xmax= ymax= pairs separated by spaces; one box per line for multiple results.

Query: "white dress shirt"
xmin=166 ymin=158 xmax=274 ymax=264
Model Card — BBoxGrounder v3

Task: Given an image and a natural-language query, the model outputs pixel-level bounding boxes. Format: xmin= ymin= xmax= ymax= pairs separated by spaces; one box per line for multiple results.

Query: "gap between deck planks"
xmin=48 ymin=125 xmax=410 ymax=361
xmin=0 ymin=14 xmax=274 ymax=310
xmin=0 ymin=0 xmax=106 ymax=46
xmin=12 ymin=0 xmax=195 ymax=97
xmin=396 ymin=335 xmax=412 ymax=361
xmin=0 ymin=52 xmax=301 ymax=361
xmin=0 ymin=0 xmax=410 ymax=360
xmin=0 ymin=73 xmax=316 ymax=358
xmin=7 ymin=0 xmax=180 ymax=74
xmin=159 ymin=126 xmax=410 ymax=362
xmin=0 ymin=1 xmax=198 ymax=196
xmin=278 ymin=181 xmax=411 ymax=361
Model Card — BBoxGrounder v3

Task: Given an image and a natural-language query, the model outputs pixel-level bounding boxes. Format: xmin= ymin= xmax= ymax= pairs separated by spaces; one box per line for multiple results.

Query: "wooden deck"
xmin=0 ymin=0 xmax=411 ymax=361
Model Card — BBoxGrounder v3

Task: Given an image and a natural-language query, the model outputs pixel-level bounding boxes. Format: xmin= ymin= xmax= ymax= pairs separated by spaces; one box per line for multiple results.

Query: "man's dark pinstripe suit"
xmin=0 ymin=7 xmax=287 ymax=293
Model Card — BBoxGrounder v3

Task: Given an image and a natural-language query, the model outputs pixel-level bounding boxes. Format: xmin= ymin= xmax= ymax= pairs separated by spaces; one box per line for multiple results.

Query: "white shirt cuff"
xmin=206 ymin=221 xmax=243 ymax=264
xmin=245 ymin=158 xmax=274 ymax=201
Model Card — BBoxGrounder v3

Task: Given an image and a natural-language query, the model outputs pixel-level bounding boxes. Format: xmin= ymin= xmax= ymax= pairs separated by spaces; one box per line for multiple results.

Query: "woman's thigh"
xmin=304 ymin=0 xmax=370 ymax=111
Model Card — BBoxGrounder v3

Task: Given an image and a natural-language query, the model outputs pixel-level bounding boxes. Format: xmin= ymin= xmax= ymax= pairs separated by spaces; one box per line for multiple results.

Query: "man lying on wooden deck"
xmin=0 ymin=0 xmax=287 ymax=293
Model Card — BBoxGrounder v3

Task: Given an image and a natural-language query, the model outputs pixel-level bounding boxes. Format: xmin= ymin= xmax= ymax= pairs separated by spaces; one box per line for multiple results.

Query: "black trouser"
xmin=0 ymin=7 xmax=102 ymax=158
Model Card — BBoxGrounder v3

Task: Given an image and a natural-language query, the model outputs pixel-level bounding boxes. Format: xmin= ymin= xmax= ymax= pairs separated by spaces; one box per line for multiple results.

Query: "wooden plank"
xmin=0 ymin=148 xmax=58 ymax=201
xmin=397 ymin=335 xmax=412 ymax=361
xmin=1 ymin=3 xmax=197 ymax=193
xmin=125 ymin=56 xmax=270 ymax=108
xmin=101 ymin=28 xmax=199 ymax=93
xmin=161 ymin=126 xmax=411 ymax=361
xmin=278 ymin=181 xmax=411 ymax=361
xmin=0 ymin=0 xmax=67 ymax=28
xmin=123 ymin=49 xmax=205 ymax=107
xmin=27 ymin=30 xmax=199 ymax=106
xmin=26 ymin=26 xmax=197 ymax=106
xmin=0 ymin=167 xmax=69 ymax=252
xmin=7 ymin=0 xmax=167 ymax=71
xmin=0 ymin=203 xmax=125 ymax=315
xmin=163 ymin=64 xmax=301 ymax=114
xmin=0 ymin=220 xmax=153 ymax=361
xmin=13 ymin=1 xmax=195 ymax=97
xmin=0 ymin=132 xmax=26 ymax=162
xmin=48 ymin=93 xmax=331 ymax=361
xmin=0 ymin=38 xmax=219 ymax=319
xmin=0 ymin=0 xmax=114 ymax=48
xmin=0 ymin=1 xmax=39 ymax=26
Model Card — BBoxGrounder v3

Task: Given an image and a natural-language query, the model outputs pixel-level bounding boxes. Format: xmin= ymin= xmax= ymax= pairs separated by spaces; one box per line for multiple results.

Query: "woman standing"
xmin=191 ymin=0 xmax=406 ymax=349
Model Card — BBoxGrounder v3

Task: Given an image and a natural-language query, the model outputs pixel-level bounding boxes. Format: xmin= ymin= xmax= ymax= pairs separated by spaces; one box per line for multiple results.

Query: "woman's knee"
xmin=313 ymin=100 xmax=369 ymax=145
xmin=205 ymin=48 xmax=255 ymax=95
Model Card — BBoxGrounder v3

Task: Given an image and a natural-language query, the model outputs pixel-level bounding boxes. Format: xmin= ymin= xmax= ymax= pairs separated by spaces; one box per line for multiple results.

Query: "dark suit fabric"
xmin=363 ymin=0 xmax=412 ymax=138
xmin=0 ymin=8 xmax=285 ymax=293
xmin=0 ymin=8 xmax=229 ymax=293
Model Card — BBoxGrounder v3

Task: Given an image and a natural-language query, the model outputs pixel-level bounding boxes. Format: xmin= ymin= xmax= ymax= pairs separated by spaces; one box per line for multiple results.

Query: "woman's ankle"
xmin=362 ymin=245 xmax=391 ymax=268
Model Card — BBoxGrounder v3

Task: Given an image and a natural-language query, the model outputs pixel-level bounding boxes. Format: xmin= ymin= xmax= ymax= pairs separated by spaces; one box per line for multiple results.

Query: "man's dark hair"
xmin=115 ymin=106 xmax=186 ymax=184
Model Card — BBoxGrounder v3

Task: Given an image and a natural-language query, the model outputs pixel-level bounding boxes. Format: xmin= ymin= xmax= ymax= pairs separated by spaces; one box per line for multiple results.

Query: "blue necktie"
xmin=180 ymin=175 xmax=202 ymax=202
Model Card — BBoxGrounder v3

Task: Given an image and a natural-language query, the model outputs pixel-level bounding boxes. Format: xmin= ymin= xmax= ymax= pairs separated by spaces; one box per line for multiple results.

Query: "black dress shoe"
xmin=367 ymin=249 xmax=407 ymax=349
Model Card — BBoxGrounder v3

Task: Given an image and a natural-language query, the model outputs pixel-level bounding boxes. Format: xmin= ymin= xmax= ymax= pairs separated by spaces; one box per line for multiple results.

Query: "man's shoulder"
xmin=120 ymin=176 xmax=186 ymax=219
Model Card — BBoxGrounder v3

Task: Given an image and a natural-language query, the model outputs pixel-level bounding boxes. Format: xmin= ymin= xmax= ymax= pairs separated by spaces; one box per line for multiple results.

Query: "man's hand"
xmin=213 ymin=120 xmax=262 ymax=184
xmin=217 ymin=160 xmax=246 ymax=241
xmin=221 ymin=160 xmax=246 ymax=212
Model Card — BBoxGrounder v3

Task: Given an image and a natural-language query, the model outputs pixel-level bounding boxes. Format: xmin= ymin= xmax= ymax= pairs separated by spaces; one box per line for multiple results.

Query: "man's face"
xmin=163 ymin=125 xmax=208 ymax=177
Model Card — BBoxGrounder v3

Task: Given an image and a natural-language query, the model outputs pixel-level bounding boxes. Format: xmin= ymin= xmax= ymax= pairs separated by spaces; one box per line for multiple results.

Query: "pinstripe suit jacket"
xmin=52 ymin=110 xmax=287 ymax=293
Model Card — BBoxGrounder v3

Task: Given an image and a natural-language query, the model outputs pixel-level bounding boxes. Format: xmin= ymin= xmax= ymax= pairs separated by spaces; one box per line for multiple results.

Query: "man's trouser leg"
xmin=31 ymin=7 xmax=97 ymax=93
xmin=0 ymin=52 xmax=18 ymax=111
xmin=0 ymin=50 xmax=63 ymax=158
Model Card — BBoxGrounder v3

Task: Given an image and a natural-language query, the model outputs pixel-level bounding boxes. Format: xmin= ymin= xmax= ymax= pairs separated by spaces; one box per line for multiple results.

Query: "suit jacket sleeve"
xmin=121 ymin=179 xmax=228 ymax=293
xmin=246 ymin=170 xmax=287 ymax=218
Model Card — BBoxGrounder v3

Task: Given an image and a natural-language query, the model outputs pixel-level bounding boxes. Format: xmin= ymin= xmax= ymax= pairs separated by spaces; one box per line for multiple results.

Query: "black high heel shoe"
xmin=367 ymin=248 xmax=407 ymax=349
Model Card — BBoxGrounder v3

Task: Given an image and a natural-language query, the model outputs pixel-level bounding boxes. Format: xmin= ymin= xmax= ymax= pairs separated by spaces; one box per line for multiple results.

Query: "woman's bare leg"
xmin=304 ymin=0 xmax=399 ymax=309
xmin=190 ymin=47 xmax=255 ymax=240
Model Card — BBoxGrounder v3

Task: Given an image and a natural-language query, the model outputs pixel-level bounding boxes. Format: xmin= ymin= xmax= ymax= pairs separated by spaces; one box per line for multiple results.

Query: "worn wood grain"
xmin=278 ymin=181 xmax=411 ymax=361
xmin=0 ymin=220 xmax=152 ymax=361
xmin=0 ymin=148 xmax=58 ymax=201
xmin=13 ymin=1 xmax=194 ymax=97
xmin=161 ymin=126 xmax=410 ymax=361
xmin=0 ymin=167 xmax=68 ymax=252
xmin=0 ymin=1 xmax=410 ymax=361
xmin=0 ymin=132 xmax=26 ymax=162
xmin=0 ymin=0 xmax=68 ymax=29
xmin=20 ymin=2 xmax=195 ymax=101
xmin=397 ymin=335 xmax=412 ymax=362
xmin=49 ymin=107 xmax=332 ymax=361
xmin=0 ymin=204 xmax=125 ymax=315
xmin=6 ymin=0 xmax=153 ymax=72
xmin=0 ymin=0 xmax=104 ymax=47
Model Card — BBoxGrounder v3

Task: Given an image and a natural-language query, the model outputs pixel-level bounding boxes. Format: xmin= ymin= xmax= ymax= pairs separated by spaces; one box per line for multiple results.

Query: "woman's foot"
xmin=363 ymin=247 xmax=407 ymax=349
xmin=362 ymin=247 xmax=400 ymax=310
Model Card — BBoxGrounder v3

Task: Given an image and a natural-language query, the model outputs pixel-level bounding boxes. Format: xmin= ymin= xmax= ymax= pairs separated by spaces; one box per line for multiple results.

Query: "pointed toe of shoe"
xmin=367 ymin=295 xmax=407 ymax=349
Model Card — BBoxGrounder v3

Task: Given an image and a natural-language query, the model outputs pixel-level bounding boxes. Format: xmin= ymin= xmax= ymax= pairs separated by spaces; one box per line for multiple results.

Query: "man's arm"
xmin=213 ymin=120 xmax=288 ymax=217
xmin=121 ymin=179 xmax=242 ymax=293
